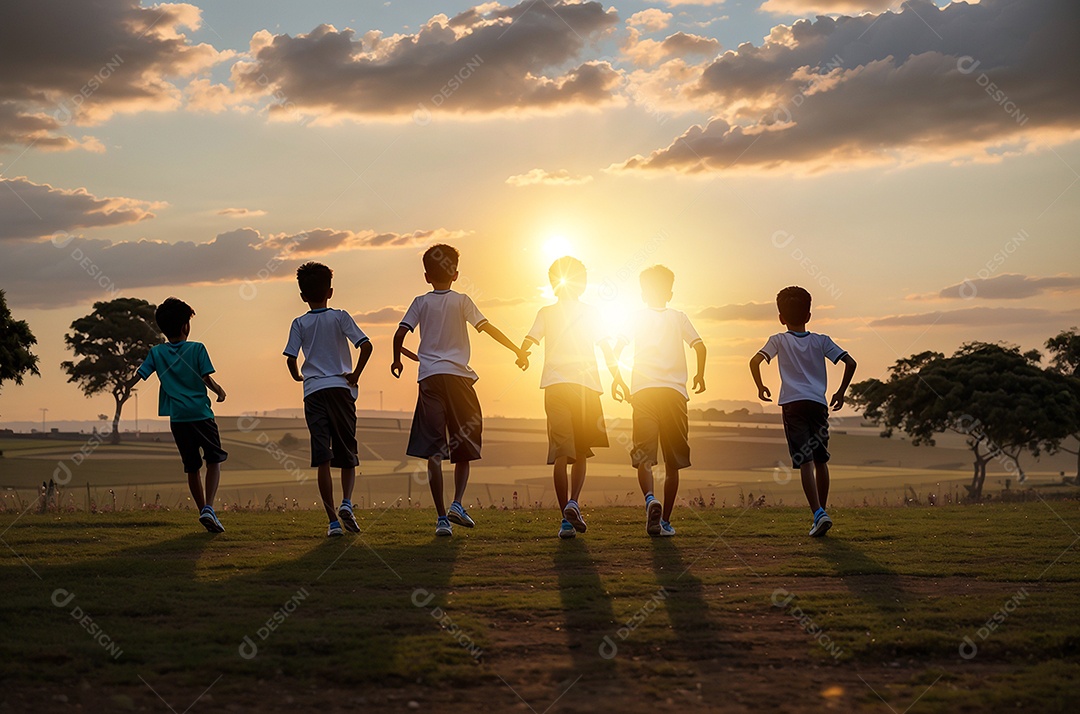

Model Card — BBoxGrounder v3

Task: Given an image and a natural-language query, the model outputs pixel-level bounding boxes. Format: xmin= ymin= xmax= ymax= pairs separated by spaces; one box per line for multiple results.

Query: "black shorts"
xmin=407 ymin=374 xmax=483 ymax=463
xmin=781 ymin=400 xmax=831 ymax=467
xmin=170 ymin=419 xmax=228 ymax=473
xmin=630 ymin=388 xmax=691 ymax=470
xmin=544 ymin=383 xmax=608 ymax=465
xmin=304 ymin=387 xmax=360 ymax=468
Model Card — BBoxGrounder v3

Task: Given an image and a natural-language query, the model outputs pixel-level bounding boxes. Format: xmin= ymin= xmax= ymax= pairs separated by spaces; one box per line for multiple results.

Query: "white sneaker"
xmin=658 ymin=520 xmax=676 ymax=537
xmin=327 ymin=522 xmax=344 ymax=537
xmin=199 ymin=507 xmax=224 ymax=533
xmin=646 ymin=499 xmax=662 ymax=536
xmin=435 ymin=516 xmax=453 ymax=537
xmin=809 ymin=512 xmax=832 ymax=537
xmin=558 ymin=519 xmax=577 ymax=539
xmin=338 ymin=503 xmax=360 ymax=533
xmin=563 ymin=500 xmax=587 ymax=533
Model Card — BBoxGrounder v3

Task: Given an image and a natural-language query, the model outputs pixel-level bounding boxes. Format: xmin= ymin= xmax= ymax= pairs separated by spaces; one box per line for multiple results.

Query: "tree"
xmin=1045 ymin=328 xmax=1080 ymax=478
xmin=851 ymin=343 xmax=1080 ymax=500
xmin=0 ymin=289 xmax=40 ymax=393
xmin=61 ymin=298 xmax=160 ymax=444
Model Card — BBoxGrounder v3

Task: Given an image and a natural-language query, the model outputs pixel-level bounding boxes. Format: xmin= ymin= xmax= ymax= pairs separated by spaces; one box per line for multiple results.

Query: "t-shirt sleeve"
xmin=758 ymin=334 xmax=780 ymax=362
xmin=462 ymin=294 xmax=488 ymax=331
xmin=196 ymin=343 xmax=215 ymax=377
xmin=821 ymin=335 xmax=847 ymax=364
xmin=400 ymin=297 xmax=421 ymax=332
xmin=340 ymin=310 xmax=370 ymax=347
xmin=136 ymin=349 xmax=155 ymax=380
xmin=681 ymin=312 xmax=703 ymax=347
xmin=525 ymin=308 xmax=545 ymax=345
xmin=283 ymin=318 xmax=302 ymax=357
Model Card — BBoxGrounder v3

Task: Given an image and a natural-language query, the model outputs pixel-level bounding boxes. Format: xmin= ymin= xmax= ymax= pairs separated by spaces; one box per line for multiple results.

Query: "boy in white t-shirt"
xmin=392 ymin=244 xmax=528 ymax=537
xmin=611 ymin=266 xmax=706 ymax=537
xmin=521 ymin=256 xmax=621 ymax=539
xmin=284 ymin=262 xmax=374 ymax=537
xmin=749 ymin=286 xmax=857 ymax=537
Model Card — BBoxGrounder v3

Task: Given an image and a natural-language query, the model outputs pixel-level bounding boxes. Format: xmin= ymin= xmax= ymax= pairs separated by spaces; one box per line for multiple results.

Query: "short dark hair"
xmin=297 ymin=262 xmax=333 ymax=300
xmin=423 ymin=244 xmax=459 ymax=282
xmin=640 ymin=265 xmax=675 ymax=294
xmin=155 ymin=298 xmax=195 ymax=339
xmin=776 ymin=286 xmax=812 ymax=324
xmin=548 ymin=256 xmax=587 ymax=298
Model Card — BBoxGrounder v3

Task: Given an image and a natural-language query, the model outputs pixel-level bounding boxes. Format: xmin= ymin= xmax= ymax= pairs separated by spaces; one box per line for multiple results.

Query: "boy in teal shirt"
xmin=133 ymin=298 xmax=228 ymax=532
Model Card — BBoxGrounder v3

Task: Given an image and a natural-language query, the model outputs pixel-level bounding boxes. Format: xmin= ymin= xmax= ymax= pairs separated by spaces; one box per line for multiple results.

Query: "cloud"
xmin=627 ymin=9 xmax=673 ymax=32
xmin=0 ymin=226 xmax=468 ymax=308
xmin=697 ymin=302 xmax=777 ymax=321
xmin=616 ymin=0 xmax=1080 ymax=173
xmin=760 ymin=0 xmax=897 ymax=15
xmin=353 ymin=306 xmax=405 ymax=324
xmin=914 ymin=273 xmax=1080 ymax=301
xmin=0 ymin=177 xmax=161 ymax=240
xmin=505 ymin=168 xmax=593 ymax=187
xmin=231 ymin=1 xmax=622 ymax=122
xmin=0 ymin=0 xmax=231 ymax=150
xmin=184 ymin=78 xmax=250 ymax=114
xmin=656 ymin=1 xmax=727 ymax=5
xmin=216 ymin=207 xmax=267 ymax=218
xmin=623 ymin=29 xmax=720 ymax=66
xmin=869 ymin=306 xmax=1080 ymax=328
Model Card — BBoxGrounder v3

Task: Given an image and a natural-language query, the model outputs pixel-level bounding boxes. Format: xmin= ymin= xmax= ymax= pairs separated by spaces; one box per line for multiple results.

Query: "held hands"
xmin=611 ymin=377 xmax=630 ymax=403
xmin=829 ymin=389 xmax=845 ymax=411
xmin=515 ymin=347 xmax=531 ymax=371
xmin=692 ymin=373 xmax=706 ymax=394
xmin=756 ymin=384 xmax=772 ymax=402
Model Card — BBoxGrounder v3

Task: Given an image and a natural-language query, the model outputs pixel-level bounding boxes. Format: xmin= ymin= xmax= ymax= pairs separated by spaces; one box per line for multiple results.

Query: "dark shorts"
xmin=544 ymin=383 xmax=608 ymax=465
xmin=304 ymin=387 xmax=360 ymax=468
xmin=630 ymin=388 xmax=691 ymax=470
xmin=170 ymin=419 xmax=228 ymax=473
xmin=781 ymin=400 xmax=831 ymax=467
xmin=407 ymin=374 xmax=483 ymax=463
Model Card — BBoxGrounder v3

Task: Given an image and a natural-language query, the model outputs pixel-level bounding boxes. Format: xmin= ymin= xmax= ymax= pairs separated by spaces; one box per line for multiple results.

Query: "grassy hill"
xmin=2 ymin=503 xmax=1078 ymax=712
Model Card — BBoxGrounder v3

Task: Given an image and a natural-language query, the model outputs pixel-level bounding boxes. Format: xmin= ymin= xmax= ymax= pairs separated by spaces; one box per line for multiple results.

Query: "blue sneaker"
xmin=327 ymin=521 xmax=344 ymax=537
xmin=558 ymin=519 xmax=577 ymax=539
xmin=646 ymin=498 xmax=663 ymax=536
xmin=658 ymin=520 xmax=676 ymax=537
xmin=435 ymin=516 xmax=453 ymax=537
xmin=563 ymin=500 xmax=587 ymax=533
xmin=809 ymin=510 xmax=832 ymax=537
xmin=199 ymin=507 xmax=224 ymax=533
xmin=448 ymin=501 xmax=475 ymax=528
xmin=338 ymin=502 xmax=360 ymax=533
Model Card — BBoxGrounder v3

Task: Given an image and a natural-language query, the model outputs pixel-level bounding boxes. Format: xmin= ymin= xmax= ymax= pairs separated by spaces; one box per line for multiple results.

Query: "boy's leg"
xmin=800 ymin=462 xmax=821 ymax=514
xmin=204 ymin=461 xmax=221 ymax=509
xmin=815 ymin=461 xmax=830 ymax=509
xmin=553 ymin=456 xmax=569 ymax=510
xmin=570 ymin=454 xmax=588 ymax=503
xmin=340 ymin=466 xmax=356 ymax=504
xmin=637 ymin=463 xmax=655 ymax=501
xmin=316 ymin=462 xmax=336 ymax=522
xmin=452 ymin=461 xmax=470 ymax=505
xmin=662 ymin=464 xmax=680 ymax=522
xmin=428 ymin=456 xmax=446 ymax=516
xmin=186 ymin=470 xmax=206 ymax=511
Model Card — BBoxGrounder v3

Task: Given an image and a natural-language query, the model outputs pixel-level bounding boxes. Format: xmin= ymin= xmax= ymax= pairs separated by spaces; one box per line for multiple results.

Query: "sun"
xmin=542 ymin=234 xmax=574 ymax=263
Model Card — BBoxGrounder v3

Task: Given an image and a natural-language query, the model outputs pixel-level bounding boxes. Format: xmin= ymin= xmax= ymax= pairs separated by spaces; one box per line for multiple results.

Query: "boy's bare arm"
xmin=692 ymin=341 xmax=707 ymax=394
xmin=346 ymin=340 xmax=374 ymax=387
xmin=202 ymin=374 xmax=226 ymax=402
xmin=749 ymin=352 xmax=771 ymax=402
xmin=286 ymin=356 xmax=303 ymax=382
xmin=391 ymin=325 xmax=409 ymax=378
xmin=478 ymin=322 xmax=529 ymax=370
xmin=830 ymin=353 xmax=858 ymax=410
xmin=599 ymin=341 xmax=628 ymax=402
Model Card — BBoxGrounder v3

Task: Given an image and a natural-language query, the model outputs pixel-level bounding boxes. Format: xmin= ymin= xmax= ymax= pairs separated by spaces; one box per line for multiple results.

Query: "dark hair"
xmin=640 ymin=264 xmax=675 ymax=294
xmin=296 ymin=262 xmax=333 ymax=300
xmin=776 ymin=286 xmax=812 ymax=325
xmin=423 ymin=244 xmax=459 ymax=282
xmin=155 ymin=298 xmax=195 ymax=339
xmin=548 ymin=256 xmax=587 ymax=298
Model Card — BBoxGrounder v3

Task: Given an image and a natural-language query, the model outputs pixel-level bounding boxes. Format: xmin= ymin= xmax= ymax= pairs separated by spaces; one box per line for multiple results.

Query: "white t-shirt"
xmin=525 ymin=299 xmax=605 ymax=393
xmin=400 ymin=290 xmax=488 ymax=382
xmin=757 ymin=331 xmax=847 ymax=406
xmin=624 ymin=308 xmax=703 ymax=400
xmin=283 ymin=308 xmax=370 ymax=398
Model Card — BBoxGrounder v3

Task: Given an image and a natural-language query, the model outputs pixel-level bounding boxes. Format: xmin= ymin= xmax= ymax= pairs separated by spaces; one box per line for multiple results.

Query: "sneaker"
xmin=646 ymin=498 xmax=663 ymax=536
xmin=558 ymin=519 xmax=577 ymax=539
xmin=809 ymin=511 xmax=832 ymax=537
xmin=658 ymin=520 xmax=676 ymax=537
xmin=338 ymin=502 xmax=360 ymax=533
xmin=327 ymin=521 xmax=344 ymax=537
xmin=435 ymin=516 xmax=453 ymax=537
xmin=199 ymin=507 xmax=224 ymax=533
xmin=563 ymin=500 xmax=587 ymax=533
xmin=448 ymin=501 xmax=475 ymax=528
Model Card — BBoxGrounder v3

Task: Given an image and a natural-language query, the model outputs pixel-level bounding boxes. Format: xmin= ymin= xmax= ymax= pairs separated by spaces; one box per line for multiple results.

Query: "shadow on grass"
xmin=553 ymin=539 xmax=618 ymax=674
xmin=819 ymin=537 xmax=909 ymax=616
xmin=649 ymin=537 xmax=722 ymax=659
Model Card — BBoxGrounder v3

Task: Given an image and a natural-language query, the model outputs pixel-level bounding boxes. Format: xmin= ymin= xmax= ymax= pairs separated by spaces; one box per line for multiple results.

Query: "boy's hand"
xmin=611 ymin=377 xmax=630 ymax=403
xmin=391 ymin=360 xmax=404 ymax=379
xmin=757 ymin=385 xmax=772 ymax=402
xmin=830 ymin=390 xmax=845 ymax=411
xmin=515 ymin=348 xmax=530 ymax=371
xmin=345 ymin=372 xmax=360 ymax=387
xmin=692 ymin=373 xmax=706 ymax=394
xmin=215 ymin=387 xmax=226 ymax=402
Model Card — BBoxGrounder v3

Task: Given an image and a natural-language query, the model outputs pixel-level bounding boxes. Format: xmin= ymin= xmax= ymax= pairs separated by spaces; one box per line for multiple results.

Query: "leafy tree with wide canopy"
xmin=0 ymin=289 xmax=40 ymax=397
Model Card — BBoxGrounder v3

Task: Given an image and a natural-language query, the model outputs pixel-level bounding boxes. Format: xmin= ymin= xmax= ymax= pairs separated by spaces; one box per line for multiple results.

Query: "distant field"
xmin=1 ymin=503 xmax=1078 ymax=712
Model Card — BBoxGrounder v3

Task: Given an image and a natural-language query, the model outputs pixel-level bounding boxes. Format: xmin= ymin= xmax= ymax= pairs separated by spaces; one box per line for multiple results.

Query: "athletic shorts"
xmin=544 ymin=382 xmax=608 ymax=465
xmin=170 ymin=418 xmax=228 ymax=473
xmin=630 ymin=387 xmax=691 ymax=470
xmin=781 ymin=400 xmax=831 ymax=467
xmin=304 ymin=387 xmax=360 ymax=468
xmin=407 ymin=374 xmax=483 ymax=463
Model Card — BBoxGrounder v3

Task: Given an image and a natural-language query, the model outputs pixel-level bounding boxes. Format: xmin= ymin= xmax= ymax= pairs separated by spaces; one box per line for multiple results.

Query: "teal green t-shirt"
xmin=136 ymin=340 xmax=215 ymax=422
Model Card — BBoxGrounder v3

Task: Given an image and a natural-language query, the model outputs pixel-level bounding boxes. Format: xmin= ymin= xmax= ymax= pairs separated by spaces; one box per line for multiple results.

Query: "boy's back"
xmin=758 ymin=331 xmax=846 ymax=405
xmin=527 ymin=299 xmax=604 ymax=392
xmin=284 ymin=307 xmax=368 ymax=397
xmin=400 ymin=289 xmax=487 ymax=381
xmin=138 ymin=340 xmax=215 ymax=421
xmin=628 ymin=307 xmax=701 ymax=399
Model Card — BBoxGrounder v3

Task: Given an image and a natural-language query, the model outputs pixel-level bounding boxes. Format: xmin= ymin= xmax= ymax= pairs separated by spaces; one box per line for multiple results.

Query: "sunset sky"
xmin=1 ymin=0 xmax=1077 ymax=424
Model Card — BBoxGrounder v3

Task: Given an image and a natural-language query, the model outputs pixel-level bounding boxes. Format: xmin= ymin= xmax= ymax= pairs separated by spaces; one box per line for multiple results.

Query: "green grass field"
xmin=2 ymin=502 xmax=1078 ymax=712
